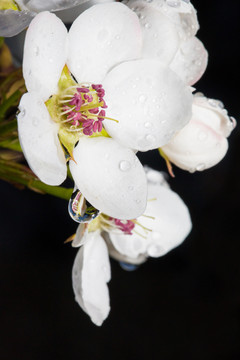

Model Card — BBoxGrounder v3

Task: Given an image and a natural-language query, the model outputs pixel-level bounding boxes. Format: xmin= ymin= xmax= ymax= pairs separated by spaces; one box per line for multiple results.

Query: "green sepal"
xmin=58 ymin=127 xmax=80 ymax=162
xmin=58 ymin=65 xmax=76 ymax=92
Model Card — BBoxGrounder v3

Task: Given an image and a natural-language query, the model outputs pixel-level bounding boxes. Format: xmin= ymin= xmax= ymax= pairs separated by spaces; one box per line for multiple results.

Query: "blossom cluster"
xmin=5 ymin=0 xmax=235 ymax=325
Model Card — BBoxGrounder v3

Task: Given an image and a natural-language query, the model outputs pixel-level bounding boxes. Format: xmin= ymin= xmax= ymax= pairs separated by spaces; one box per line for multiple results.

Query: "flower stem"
xmin=0 ymin=158 xmax=73 ymax=200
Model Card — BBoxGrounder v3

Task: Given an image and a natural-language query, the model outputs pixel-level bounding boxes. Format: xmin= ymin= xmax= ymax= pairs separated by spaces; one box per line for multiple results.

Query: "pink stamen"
xmin=89 ymin=107 xmax=99 ymax=114
xmin=112 ymin=219 xmax=135 ymax=235
xmin=69 ymin=93 xmax=83 ymax=111
xmin=77 ymin=87 xmax=89 ymax=93
xmin=84 ymin=93 xmax=93 ymax=103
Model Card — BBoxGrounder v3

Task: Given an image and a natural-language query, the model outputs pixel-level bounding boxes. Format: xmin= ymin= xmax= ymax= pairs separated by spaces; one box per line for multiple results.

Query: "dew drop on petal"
xmin=68 ymin=189 xmax=100 ymax=223
xmin=119 ymin=160 xmax=131 ymax=172
xmin=119 ymin=262 xmax=139 ymax=271
xmin=148 ymin=244 xmax=165 ymax=257
xmin=145 ymin=134 xmax=156 ymax=143
xmin=33 ymin=46 xmax=39 ymax=56
xmin=196 ymin=163 xmax=205 ymax=171
xmin=144 ymin=121 xmax=152 ymax=128
xmin=139 ymin=94 xmax=147 ymax=103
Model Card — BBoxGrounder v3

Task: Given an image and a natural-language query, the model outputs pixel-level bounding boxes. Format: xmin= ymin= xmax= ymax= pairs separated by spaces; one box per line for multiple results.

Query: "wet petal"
xmin=127 ymin=0 xmax=180 ymax=64
xmin=0 ymin=9 xmax=35 ymax=37
xmin=170 ymin=37 xmax=208 ymax=85
xmin=69 ymin=137 xmax=147 ymax=219
xmin=17 ymin=92 xmax=67 ymax=185
xmin=162 ymin=93 xmax=235 ymax=172
xmin=72 ymin=223 xmax=89 ymax=248
xmin=110 ymin=181 xmax=192 ymax=258
xmin=18 ymin=0 xmax=88 ymax=12
xmin=67 ymin=2 xmax=142 ymax=84
xmin=72 ymin=232 xmax=111 ymax=326
xmin=127 ymin=0 xmax=199 ymax=41
xmin=23 ymin=11 xmax=68 ymax=101
xmin=103 ymin=59 xmax=193 ymax=151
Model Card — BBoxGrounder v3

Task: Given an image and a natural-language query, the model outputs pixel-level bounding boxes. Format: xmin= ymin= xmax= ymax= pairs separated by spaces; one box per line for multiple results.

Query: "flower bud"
xmin=161 ymin=93 xmax=236 ymax=172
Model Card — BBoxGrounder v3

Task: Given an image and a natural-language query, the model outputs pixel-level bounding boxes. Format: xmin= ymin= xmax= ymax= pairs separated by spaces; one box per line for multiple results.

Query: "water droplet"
xmin=145 ymin=134 xmax=156 ymax=143
xmin=119 ymin=160 xmax=131 ymax=172
xmin=33 ymin=46 xmax=39 ymax=56
xmin=208 ymin=99 xmax=218 ymax=107
xmin=144 ymin=121 xmax=152 ymax=128
xmin=21 ymin=109 xmax=26 ymax=117
xmin=148 ymin=244 xmax=165 ymax=257
xmin=230 ymin=116 xmax=237 ymax=129
xmin=196 ymin=163 xmax=205 ymax=171
xmin=144 ymin=23 xmax=151 ymax=29
xmin=115 ymin=34 xmax=120 ymax=40
xmin=119 ymin=262 xmax=139 ymax=271
xmin=68 ymin=189 xmax=99 ymax=223
xmin=139 ymin=94 xmax=147 ymax=103
xmin=128 ymin=185 xmax=134 ymax=191
xmin=166 ymin=0 xmax=180 ymax=8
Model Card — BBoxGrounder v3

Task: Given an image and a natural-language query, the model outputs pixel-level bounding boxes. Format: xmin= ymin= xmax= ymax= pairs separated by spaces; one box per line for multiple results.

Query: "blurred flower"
xmin=71 ymin=167 xmax=192 ymax=325
xmin=0 ymin=0 xmax=90 ymax=37
xmin=161 ymin=93 xmax=237 ymax=172
xmin=126 ymin=0 xmax=208 ymax=85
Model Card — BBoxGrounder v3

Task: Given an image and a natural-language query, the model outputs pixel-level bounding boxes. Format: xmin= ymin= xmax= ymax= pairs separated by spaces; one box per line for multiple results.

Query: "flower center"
xmin=58 ymin=83 xmax=108 ymax=136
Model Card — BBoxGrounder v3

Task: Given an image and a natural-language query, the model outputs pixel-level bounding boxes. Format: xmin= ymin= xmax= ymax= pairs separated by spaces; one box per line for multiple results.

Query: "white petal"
xmin=23 ymin=11 xmax=68 ymax=101
xmin=127 ymin=0 xmax=180 ymax=64
xmin=72 ymin=223 xmax=89 ymax=248
xmin=110 ymin=181 xmax=192 ymax=258
xmin=0 ymin=9 xmax=35 ymax=37
xmin=193 ymin=94 xmax=236 ymax=137
xmin=106 ymin=235 xmax=147 ymax=265
xmin=67 ymin=2 xmax=142 ymax=84
xmin=103 ymin=59 xmax=193 ymax=151
xmin=170 ymin=37 xmax=208 ymax=85
xmin=144 ymin=166 xmax=169 ymax=188
xmin=18 ymin=0 xmax=88 ymax=12
xmin=69 ymin=137 xmax=147 ymax=219
xmin=162 ymin=93 xmax=234 ymax=172
xmin=127 ymin=0 xmax=199 ymax=41
xmin=72 ymin=232 xmax=111 ymax=326
xmin=17 ymin=92 xmax=67 ymax=185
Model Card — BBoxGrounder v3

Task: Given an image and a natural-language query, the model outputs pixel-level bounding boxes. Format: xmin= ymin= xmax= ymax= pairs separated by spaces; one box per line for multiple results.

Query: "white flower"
xmin=17 ymin=3 xmax=193 ymax=218
xmin=108 ymin=167 xmax=192 ymax=259
xmin=161 ymin=93 xmax=236 ymax=172
xmin=0 ymin=0 xmax=90 ymax=37
xmin=126 ymin=0 xmax=208 ymax=85
xmin=71 ymin=167 xmax=192 ymax=325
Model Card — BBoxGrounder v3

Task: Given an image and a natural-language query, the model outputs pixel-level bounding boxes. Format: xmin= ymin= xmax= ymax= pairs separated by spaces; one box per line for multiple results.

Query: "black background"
xmin=1 ymin=1 xmax=240 ymax=359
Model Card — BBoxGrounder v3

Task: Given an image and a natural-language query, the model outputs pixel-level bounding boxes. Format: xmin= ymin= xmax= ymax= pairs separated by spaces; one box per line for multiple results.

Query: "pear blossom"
xmin=161 ymin=93 xmax=237 ymax=172
xmin=71 ymin=167 xmax=192 ymax=325
xmin=17 ymin=3 xmax=193 ymax=218
xmin=126 ymin=0 xmax=208 ymax=85
xmin=0 ymin=0 xmax=90 ymax=37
